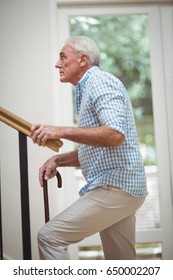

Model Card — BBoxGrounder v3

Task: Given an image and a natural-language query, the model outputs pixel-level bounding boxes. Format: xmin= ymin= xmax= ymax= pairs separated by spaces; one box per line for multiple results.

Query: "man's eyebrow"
xmin=59 ymin=52 xmax=65 ymax=56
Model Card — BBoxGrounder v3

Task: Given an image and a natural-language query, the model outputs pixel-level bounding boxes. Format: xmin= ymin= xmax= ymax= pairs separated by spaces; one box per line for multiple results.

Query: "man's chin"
xmin=60 ymin=77 xmax=68 ymax=83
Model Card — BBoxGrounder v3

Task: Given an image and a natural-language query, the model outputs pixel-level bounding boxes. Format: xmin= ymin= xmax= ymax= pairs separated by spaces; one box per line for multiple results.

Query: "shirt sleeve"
xmin=90 ymin=74 xmax=127 ymax=136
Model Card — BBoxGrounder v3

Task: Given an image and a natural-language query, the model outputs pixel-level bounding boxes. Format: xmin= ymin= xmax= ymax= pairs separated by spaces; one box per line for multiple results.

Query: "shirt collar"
xmin=76 ymin=66 xmax=99 ymax=89
xmin=75 ymin=66 xmax=99 ymax=116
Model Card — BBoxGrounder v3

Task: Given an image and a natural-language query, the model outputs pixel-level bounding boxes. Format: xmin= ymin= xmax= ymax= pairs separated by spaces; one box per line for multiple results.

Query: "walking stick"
xmin=43 ymin=170 xmax=62 ymax=223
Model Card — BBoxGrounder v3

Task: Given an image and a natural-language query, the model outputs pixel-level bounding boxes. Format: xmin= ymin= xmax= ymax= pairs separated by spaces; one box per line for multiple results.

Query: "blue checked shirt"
xmin=76 ymin=66 xmax=147 ymax=197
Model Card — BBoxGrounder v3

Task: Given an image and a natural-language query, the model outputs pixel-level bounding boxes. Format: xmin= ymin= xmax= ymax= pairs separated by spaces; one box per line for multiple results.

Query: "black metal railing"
xmin=18 ymin=132 xmax=32 ymax=259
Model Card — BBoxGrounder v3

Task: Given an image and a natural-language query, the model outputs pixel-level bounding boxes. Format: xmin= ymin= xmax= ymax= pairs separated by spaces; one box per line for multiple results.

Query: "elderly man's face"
xmin=55 ymin=44 xmax=83 ymax=86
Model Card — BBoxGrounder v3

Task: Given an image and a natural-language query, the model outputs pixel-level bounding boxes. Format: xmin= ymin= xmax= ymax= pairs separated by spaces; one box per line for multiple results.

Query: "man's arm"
xmin=55 ymin=150 xmax=80 ymax=167
xmin=62 ymin=125 xmax=124 ymax=147
xmin=31 ymin=124 xmax=124 ymax=147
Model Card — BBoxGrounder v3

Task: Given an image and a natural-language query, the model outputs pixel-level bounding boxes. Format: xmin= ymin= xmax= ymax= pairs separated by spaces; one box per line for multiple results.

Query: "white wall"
xmin=0 ymin=0 xmax=76 ymax=259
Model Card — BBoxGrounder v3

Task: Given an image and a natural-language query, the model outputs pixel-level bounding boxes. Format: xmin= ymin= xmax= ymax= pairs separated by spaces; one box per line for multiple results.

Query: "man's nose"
xmin=55 ymin=60 xmax=61 ymax=68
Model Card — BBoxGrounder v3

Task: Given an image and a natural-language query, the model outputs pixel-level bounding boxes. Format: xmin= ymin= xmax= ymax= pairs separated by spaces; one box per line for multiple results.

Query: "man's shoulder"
xmin=88 ymin=67 xmax=123 ymax=88
xmin=88 ymin=67 xmax=113 ymax=81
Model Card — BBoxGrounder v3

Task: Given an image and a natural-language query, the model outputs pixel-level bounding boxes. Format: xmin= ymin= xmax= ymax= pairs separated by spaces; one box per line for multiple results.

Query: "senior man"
xmin=31 ymin=36 xmax=147 ymax=260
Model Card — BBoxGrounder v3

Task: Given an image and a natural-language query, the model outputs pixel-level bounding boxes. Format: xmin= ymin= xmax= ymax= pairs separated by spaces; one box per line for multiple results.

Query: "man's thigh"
xmin=40 ymin=186 xmax=144 ymax=245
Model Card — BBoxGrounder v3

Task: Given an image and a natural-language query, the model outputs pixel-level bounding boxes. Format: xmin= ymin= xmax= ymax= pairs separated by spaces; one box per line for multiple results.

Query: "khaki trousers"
xmin=38 ymin=186 xmax=145 ymax=260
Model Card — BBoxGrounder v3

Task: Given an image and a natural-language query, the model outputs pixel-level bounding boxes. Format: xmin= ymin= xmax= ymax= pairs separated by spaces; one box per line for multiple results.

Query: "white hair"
xmin=65 ymin=36 xmax=101 ymax=66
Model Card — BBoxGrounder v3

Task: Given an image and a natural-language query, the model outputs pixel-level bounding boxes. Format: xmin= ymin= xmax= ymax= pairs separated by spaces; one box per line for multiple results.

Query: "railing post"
xmin=18 ymin=132 xmax=32 ymax=260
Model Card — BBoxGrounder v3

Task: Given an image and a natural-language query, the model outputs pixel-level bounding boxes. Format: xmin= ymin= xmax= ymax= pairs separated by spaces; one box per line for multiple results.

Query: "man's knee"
xmin=37 ymin=223 xmax=65 ymax=246
xmin=37 ymin=225 xmax=49 ymax=245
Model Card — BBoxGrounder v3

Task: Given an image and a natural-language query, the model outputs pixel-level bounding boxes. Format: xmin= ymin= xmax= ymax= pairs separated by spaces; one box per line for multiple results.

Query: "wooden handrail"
xmin=0 ymin=106 xmax=63 ymax=152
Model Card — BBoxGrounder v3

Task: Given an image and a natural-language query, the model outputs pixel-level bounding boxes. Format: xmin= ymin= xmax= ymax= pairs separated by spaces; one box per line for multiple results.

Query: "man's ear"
xmin=79 ymin=54 xmax=88 ymax=67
